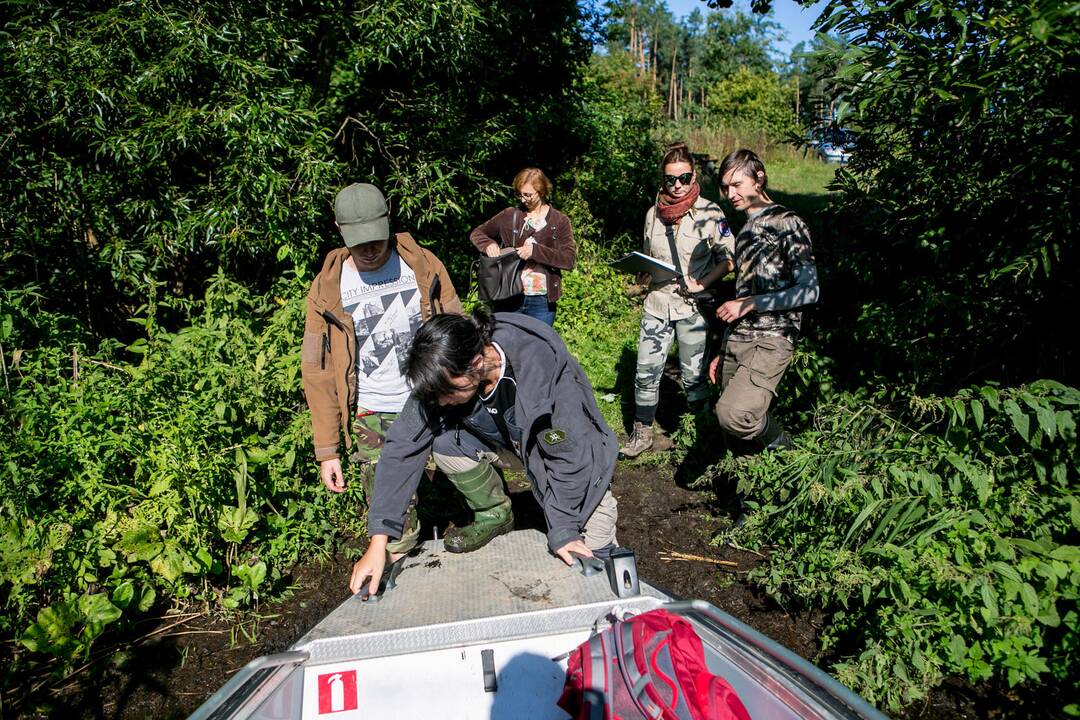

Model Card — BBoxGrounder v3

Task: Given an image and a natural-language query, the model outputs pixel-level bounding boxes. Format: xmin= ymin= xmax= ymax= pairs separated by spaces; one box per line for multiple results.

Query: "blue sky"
xmin=665 ymin=0 xmax=826 ymax=56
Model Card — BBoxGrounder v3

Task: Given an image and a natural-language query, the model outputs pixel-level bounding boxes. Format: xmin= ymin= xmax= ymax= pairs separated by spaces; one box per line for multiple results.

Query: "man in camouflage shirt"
xmin=709 ymin=149 xmax=820 ymax=449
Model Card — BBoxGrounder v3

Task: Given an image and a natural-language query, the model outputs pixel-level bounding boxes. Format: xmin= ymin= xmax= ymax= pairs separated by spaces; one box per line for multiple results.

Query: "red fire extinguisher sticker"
xmin=317 ymin=669 xmax=358 ymax=714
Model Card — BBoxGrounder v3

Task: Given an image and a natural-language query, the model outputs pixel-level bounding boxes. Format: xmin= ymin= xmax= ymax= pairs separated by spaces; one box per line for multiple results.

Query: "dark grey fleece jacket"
xmin=366 ymin=313 xmax=617 ymax=552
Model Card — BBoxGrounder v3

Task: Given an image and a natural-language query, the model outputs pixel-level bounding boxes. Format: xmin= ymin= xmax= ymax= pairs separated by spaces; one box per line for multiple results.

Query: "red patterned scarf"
xmin=655 ymin=182 xmax=700 ymax=224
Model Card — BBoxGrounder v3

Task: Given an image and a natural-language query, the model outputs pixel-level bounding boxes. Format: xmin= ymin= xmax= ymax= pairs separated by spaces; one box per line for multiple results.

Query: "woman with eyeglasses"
xmin=469 ymin=167 xmax=576 ymax=326
xmin=619 ymin=142 xmax=735 ymax=459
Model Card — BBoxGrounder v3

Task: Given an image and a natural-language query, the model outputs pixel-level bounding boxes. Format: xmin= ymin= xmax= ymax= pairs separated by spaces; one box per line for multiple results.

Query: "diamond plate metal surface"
xmin=292 ymin=529 xmax=669 ymax=664
xmin=188 ymin=529 xmax=887 ymax=720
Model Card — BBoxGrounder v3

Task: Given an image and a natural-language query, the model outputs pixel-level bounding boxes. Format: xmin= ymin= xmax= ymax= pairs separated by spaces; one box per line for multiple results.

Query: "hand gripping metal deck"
xmin=294 ymin=529 xmax=666 ymax=664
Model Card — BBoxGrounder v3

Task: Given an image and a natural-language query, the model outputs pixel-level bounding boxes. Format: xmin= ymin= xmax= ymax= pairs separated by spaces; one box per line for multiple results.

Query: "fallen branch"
xmin=659 ymin=551 xmax=738 ymax=568
xmin=160 ymin=629 xmax=228 ymax=638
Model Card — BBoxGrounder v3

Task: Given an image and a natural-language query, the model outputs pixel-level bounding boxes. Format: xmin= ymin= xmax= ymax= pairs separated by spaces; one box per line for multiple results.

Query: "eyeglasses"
xmin=663 ymin=172 xmax=694 ymax=188
xmin=518 ymin=191 xmax=539 ymax=200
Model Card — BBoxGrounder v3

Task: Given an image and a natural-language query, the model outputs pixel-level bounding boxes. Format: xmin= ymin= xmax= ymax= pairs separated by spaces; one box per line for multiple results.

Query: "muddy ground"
xmin=15 ymin=454 xmax=1037 ymax=719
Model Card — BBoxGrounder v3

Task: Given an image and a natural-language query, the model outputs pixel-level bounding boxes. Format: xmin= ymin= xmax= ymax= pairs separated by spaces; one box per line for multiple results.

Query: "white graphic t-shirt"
xmin=339 ymin=251 xmax=422 ymax=413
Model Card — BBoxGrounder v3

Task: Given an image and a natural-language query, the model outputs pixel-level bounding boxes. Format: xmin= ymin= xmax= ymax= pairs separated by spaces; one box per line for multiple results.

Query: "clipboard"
xmin=608 ymin=251 xmax=680 ymax=283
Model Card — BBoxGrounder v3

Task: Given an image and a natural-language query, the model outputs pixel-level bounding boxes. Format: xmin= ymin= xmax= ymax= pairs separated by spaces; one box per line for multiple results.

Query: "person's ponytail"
xmin=405 ymin=309 xmax=494 ymax=403
xmin=661 ymin=141 xmax=693 ymax=171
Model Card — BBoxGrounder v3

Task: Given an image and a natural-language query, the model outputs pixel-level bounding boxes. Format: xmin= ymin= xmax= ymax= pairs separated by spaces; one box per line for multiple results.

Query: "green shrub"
xmin=0 ymin=277 xmax=365 ymax=675
xmin=812 ymin=0 xmax=1079 ymax=385
xmin=706 ymin=67 xmax=799 ymax=141
xmin=560 ymin=53 xmax=663 ymax=242
xmin=707 ymin=381 xmax=1079 ymax=710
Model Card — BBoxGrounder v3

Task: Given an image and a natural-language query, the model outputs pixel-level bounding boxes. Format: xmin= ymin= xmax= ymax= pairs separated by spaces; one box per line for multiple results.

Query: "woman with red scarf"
xmin=619 ymin=142 xmax=735 ymax=458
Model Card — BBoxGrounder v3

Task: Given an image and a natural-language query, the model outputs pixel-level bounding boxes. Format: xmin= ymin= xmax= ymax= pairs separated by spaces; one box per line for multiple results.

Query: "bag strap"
xmin=662 ymin=217 xmax=699 ymax=305
xmin=649 ymin=210 xmax=686 ymax=286
xmin=615 ymin=620 xmax=664 ymax=720
xmin=429 ymin=274 xmax=443 ymax=315
xmin=468 ymin=258 xmax=480 ymax=303
xmin=587 ymin=634 xmax=607 ymax=696
xmin=665 ymin=225 xmax=685 ymax=276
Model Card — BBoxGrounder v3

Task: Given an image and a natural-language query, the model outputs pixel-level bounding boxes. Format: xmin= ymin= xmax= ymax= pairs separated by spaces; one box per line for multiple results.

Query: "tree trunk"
xmin=651 ymin=23 xmax=659 ymax=89
xmin=668 ymin=38 xmax=678 ymax=118
xmin=795 ymin=74 xmax=800 ymax=119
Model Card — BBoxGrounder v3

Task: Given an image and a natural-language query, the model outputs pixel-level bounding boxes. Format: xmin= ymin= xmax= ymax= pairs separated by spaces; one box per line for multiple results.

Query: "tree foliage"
xmin=707 ymin=67 xmax=797 ymax=138
xmin=812 ymin=0 xmax=1079 ymax=387
xmin=602 ymin=1 xmax=788 ymax=128
xmin=0 ymin=0 xmax=613 ymax=700
xmin=0 ymin=2 xmax=345 ymax=330
xmin=0 ymin=0 xmax=595 ymax=338
xmin=697 ymin=10 xmax=779 ymax=83
xmin=2 ymin=1 xmax=1077 ymax=713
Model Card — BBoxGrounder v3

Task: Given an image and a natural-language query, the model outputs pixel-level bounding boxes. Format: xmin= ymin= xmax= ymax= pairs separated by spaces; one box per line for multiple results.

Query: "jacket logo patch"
xmin=542 ymin=429 xmax=567 ymax=446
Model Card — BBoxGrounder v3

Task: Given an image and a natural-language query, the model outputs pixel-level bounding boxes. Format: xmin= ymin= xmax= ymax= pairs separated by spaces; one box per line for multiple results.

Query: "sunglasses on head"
xmin=663 ymin=172 xmax=693 ymax=188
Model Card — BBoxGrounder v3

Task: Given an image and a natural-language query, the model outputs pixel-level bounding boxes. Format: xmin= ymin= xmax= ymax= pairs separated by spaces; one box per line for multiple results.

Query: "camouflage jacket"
xmin=729 ymin=204 xmax=818 ymax=342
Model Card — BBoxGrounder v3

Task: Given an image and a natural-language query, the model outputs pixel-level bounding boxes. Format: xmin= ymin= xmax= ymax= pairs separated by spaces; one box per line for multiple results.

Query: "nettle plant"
xmin=706 ymin=381 xmax=1079 ymax=711
xmin=0 ymin=277 xmax=366 ymax=672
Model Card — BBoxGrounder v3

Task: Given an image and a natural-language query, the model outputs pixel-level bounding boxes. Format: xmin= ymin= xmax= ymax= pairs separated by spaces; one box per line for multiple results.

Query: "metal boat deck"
xmin=189 ymin=530 xmax=887 ymax=720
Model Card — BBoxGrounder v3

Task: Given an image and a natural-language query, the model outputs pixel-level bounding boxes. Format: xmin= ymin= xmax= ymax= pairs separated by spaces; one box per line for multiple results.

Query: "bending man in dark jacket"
xmin=349 ymin=310 xmax=620 ymax=596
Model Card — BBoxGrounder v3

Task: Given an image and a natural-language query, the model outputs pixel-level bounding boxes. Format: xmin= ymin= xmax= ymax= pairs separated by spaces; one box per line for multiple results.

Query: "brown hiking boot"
xmin=650 ymin=430 xmax=673 ymax=453
xmin=619 ymin=421 xmax=654 ymax=458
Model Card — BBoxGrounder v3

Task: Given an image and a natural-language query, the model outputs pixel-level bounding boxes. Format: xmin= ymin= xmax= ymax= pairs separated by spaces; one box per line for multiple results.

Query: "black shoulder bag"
xmin=473 ymin=210 xmax=523 ymax=302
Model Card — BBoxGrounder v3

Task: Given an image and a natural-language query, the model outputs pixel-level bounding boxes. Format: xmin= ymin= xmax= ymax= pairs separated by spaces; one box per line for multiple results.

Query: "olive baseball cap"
xmin=334 ymin=183 xmax=390 ymax=247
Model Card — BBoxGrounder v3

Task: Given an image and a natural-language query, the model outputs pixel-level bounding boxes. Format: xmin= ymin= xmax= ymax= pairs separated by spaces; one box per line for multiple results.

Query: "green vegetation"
xmin=602 ymin=0 xmax=1078 ymax=713
xmin=695 ymin=0 xmax=1079 ymax=712
xmin=707 ymin=67 xmax=798 ymax=138
xmin=0 ymin=0 xmax=613 ymax=706
xmin=708 ymin=382 xmax=1078 ymax=709
xmin=0 ymin=0 xmax=1075 ymax=715
xmin=0 ymin=277 xmax=363 ymax=668
xmin=816 ymin=0 xmax=1078 ymax=387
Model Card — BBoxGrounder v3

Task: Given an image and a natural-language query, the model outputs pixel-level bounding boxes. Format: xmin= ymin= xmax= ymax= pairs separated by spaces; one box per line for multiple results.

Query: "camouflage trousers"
xmin=350 ymin=410 xmax=422 ymax=555
xmin=633 ymin=310 xmax=710 ymax=408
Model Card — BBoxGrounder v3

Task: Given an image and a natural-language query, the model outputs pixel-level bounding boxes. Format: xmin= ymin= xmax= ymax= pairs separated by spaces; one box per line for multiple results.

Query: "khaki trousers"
xmin=714 ymin=336 xmax=794 ymax=440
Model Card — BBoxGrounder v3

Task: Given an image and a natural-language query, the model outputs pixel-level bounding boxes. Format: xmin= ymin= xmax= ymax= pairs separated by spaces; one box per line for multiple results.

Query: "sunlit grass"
xmin=768 ymin=155 xmax=837 ymax=197
xmin=659 ymin=121 xmax=838 ymax=200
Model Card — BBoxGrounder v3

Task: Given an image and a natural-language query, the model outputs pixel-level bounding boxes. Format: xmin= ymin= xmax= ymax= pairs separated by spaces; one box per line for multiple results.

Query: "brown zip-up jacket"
xmin=300 ymin=233 xmax=462 ymax=462
xmin=469 ymin=206 xmax=576 ymax=302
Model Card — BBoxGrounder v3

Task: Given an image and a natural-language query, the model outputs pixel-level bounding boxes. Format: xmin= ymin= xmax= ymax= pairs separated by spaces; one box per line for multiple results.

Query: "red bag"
xmin=558 ymin=609 xmax=750 ymax=720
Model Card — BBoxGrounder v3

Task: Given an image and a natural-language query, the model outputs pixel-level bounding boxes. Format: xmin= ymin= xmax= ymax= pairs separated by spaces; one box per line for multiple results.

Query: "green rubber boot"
xmin=444 ymin=460 xmax=514 ymax=553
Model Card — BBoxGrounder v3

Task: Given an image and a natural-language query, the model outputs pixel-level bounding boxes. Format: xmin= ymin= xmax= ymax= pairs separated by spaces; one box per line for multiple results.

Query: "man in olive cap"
xmin=303 ymin=183 xmax=513 ymax=568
